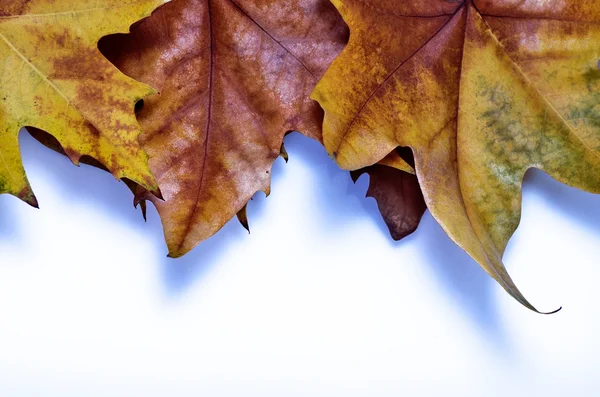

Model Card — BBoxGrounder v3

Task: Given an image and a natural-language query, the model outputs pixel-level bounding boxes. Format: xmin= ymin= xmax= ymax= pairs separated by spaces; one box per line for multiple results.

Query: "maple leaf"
xmin=0 ymin=0 xmax=169 ymax=205
xmin=312 ymin=0 xmax=600 ymax=312
xmin=97 ymin=0 xmax=348 ymax=257
xmin=351 ymin=149 xmax=426 ymax=241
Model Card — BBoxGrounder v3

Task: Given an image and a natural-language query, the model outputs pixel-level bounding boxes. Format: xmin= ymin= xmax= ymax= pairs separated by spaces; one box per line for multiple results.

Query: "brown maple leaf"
xmin=351 ymin=148 xmax=426 ymax=241
xmin=97 ymin=0 xmax=348 ymax=257
xmin=313 ymin=0 xmax=600 ymax=311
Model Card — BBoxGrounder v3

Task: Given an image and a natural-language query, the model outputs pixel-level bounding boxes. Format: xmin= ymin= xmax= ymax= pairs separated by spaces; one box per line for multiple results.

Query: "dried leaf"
xmin=0 ymin=0 xmax=168 ymax=205
xmin=236 ymin=203 xmax=250 ymax=233
xmin=376 ymin=150 xmax=416 ymax=176
xmin=99 ymin=0 xmax=348 ymax=257
xmin=312 ymin=0 xmax=600 ymax=312
xmin=351 ymin=152 xmax=426 ymax=241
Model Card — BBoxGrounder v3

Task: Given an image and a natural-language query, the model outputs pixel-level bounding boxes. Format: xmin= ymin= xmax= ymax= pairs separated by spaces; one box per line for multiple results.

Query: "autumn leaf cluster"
xmin=2 ymin=0 xmax=599 ymax=312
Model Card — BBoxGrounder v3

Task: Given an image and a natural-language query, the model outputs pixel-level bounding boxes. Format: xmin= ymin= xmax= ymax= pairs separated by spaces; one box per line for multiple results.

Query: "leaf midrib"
xmin=332 ymin=7 xmax=463 ymax=155
xmin=175 ymin=0 xmax=323 ymax=252
xmin=0 ymin=32 xmax=71 ymax=104
xmin=0 ymin=30 xmax=71 ymax=184
xmin=0 ymin=1 xmax=154 ymax=20
xmin=477 ymin=10 xmax=600 ymax=163
xmin=0 ymin=22 xmax=148 ymax=183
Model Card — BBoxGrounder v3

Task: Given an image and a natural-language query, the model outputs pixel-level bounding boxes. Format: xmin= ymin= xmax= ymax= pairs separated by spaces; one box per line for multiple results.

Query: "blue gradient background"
xmin=1 ymin=131 xmax=599 ymax=396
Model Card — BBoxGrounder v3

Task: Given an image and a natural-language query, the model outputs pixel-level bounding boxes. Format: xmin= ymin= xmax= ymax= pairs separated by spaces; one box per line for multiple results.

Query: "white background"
xmin=1 ymin=131 xmax=600 ymax=396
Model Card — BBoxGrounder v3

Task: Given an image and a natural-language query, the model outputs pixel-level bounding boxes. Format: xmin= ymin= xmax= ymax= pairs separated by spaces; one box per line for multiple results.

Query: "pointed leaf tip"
xmin=237 ymin=205 xmax=250 ymax=234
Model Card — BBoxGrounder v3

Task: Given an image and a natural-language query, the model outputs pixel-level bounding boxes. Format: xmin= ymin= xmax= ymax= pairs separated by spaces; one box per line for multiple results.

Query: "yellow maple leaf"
xmin=313 ymin=0 xmax=600 ymax=312
xmin=0 ymin=0 xmax=168 ymax=206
